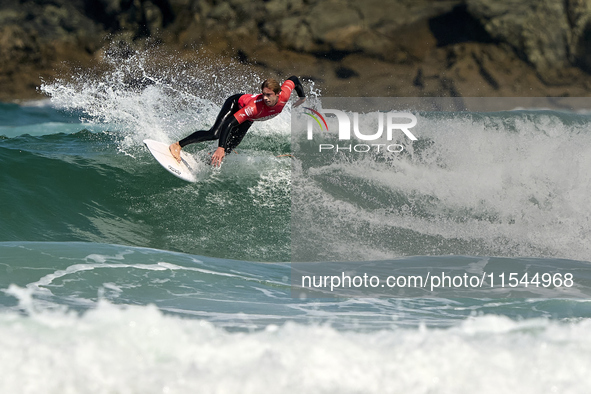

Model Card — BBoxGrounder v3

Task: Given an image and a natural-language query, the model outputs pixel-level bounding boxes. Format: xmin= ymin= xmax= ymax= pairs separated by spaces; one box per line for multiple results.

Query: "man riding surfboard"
xmin=169 ymin=76 xmax=306 ymax=167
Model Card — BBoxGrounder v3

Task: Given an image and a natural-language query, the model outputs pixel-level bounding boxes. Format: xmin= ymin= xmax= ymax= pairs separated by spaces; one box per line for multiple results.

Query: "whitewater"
xmin=1 ymin=47 xmax=591 ymax=393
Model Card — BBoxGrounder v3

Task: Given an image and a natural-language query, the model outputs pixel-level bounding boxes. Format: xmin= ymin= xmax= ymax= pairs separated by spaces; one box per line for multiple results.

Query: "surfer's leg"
xmin=169 ymin=94 xmax=243 ymax=162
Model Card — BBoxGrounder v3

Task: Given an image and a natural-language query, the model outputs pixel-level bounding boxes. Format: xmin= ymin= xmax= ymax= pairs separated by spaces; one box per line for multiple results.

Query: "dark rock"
xmin=429 ymin=4 xmax=495 ymax=47
xmin=466 ymin=0 xmax=570 ymax=74
xmin=3 ymin=0 xmax=591 ymax=101
xmin=335 ymin=66 xmax=358 ymax=79
xmin=566 ymin=0 xmax=591 ymax=73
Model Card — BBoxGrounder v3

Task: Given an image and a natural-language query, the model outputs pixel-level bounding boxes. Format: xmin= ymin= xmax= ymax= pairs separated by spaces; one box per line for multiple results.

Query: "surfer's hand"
xmin=211 ymin=147 xmax=225 ymax=167
xmin=293 ymin=97 xmax=306 ymax=108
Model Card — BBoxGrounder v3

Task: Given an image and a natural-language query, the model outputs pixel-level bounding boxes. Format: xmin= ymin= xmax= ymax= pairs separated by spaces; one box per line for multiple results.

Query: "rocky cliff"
xmin=2 ymin=0 xmax=591 ymax=101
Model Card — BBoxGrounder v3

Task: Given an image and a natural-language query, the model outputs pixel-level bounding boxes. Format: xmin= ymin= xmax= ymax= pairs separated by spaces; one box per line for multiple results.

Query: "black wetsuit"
xmin=179 ymin=93 xmax=251 ymax=153
xmin=179 ymin=76 xmax=305 ymax=153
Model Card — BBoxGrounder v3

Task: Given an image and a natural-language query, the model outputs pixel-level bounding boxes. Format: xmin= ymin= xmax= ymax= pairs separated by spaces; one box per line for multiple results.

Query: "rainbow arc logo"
xmin=304 ymin=107 xmax=328 ymax=132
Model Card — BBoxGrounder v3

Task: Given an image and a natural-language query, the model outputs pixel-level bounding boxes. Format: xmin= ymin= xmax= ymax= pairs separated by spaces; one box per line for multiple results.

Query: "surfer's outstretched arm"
xmin=287 ymin=76 xmax=306 ymax=107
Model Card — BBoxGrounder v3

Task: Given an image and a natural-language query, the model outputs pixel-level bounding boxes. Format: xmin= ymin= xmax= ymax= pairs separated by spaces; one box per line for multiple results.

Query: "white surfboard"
xmin=143 ymin=139 xmax=197 ymax=182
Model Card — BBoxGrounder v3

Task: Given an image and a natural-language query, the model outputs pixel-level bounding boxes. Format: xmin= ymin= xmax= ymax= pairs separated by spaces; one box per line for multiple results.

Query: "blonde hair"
xmin=261 ymin=78 xmax=281 ymax=94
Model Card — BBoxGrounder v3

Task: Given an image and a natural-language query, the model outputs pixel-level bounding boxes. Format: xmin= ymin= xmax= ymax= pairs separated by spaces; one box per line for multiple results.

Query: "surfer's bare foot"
xmin=169 ymin=142 xmax=182 ymax=163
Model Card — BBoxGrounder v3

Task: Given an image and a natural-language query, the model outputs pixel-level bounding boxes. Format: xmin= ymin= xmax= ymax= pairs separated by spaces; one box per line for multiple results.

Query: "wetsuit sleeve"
xmin=287 ymin=76 xmax=305 ymax=98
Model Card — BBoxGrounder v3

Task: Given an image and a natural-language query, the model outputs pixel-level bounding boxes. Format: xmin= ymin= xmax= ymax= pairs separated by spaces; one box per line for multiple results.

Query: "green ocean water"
xmin=2 ymin=49 xmax=591 ymax=393
xmin=0 ymin=113 xmax=292 ymax=262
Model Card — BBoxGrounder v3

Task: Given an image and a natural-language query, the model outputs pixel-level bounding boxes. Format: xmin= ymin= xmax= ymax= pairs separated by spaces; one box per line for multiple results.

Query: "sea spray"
xmin=39 ymin=44 xmax=317 ymax=154
xmin=2 ymin=288 xmax=591 ymax=393
xmin=292 ymin=104 xmax=591 ymax=261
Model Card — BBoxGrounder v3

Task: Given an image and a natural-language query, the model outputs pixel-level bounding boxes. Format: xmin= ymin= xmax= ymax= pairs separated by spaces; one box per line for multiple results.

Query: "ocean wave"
xmin=1 ymin=301 xmax=591 ymax=394
xmin=2 ymin=240 xmax=591 ymax=393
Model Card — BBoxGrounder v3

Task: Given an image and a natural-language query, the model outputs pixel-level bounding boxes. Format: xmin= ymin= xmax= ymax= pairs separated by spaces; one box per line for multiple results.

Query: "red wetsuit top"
xmin=233 ymin=79 xmax=296 ymax=124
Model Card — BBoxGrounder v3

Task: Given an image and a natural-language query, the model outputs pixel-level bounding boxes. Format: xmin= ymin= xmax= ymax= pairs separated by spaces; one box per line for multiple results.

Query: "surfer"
xmin=169 ymin=76 xmax=306 ymax=167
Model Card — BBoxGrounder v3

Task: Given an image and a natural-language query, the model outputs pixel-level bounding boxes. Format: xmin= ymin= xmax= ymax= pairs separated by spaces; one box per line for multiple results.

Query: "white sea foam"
xmin=292 ymin=108 xmax=591 ymax=261
xmin=0 ymin=300 xmax=590 ymax=394
xmin=39 ymin=46 xmax=310 ymax=155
